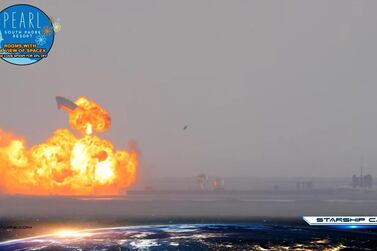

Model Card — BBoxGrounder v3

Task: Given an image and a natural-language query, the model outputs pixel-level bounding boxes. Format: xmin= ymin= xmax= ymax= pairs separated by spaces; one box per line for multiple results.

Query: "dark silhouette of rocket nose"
xmin=56 ymin=96 xmax=78 ymax=111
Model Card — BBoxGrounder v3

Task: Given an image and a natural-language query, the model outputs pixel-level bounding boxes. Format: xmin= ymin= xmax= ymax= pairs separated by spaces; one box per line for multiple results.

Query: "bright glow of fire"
xmin=0 ymin=97 xmax=138 ymax=195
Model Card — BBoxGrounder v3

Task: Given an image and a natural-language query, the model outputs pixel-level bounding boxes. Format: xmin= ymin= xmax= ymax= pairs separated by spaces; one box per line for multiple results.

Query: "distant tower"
xmin=351 ymin=156 xmax=373 ymax=190
xmin=197 ymin=174 xmax=209 ymax=191
xmin=352 ymin=174 xmax=357 ymax=188
xmin=360 ymin=157 xmax=364 ymax=188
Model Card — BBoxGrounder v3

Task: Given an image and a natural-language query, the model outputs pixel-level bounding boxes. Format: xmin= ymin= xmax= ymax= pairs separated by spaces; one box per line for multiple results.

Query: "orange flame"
xmin=0 ymin=97 xmax=137 ymax=195
xmin=69 ymin=97 xmax=111 ymax=135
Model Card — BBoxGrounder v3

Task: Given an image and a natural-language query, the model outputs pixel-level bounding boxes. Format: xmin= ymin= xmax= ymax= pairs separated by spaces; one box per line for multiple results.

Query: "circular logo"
xmin=0 ymin=4 xmax=55 ymax=66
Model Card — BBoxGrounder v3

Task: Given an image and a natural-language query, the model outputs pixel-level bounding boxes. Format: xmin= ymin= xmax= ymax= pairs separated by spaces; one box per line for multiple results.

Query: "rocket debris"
xmin=56 ymin=96 xmax=78 ymax=111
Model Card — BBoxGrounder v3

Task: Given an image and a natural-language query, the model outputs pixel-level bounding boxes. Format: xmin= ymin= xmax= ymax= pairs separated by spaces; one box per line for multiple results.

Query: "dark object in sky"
xmin=183 ymin=125 xmax=188 ymax=130
xmin=56 ymin=96 xmax=78 ymax=111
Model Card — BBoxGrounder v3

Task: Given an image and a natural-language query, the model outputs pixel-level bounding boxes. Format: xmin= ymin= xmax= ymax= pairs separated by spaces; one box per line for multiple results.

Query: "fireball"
xmin=0 ymin=97 xmax=138 ymax=195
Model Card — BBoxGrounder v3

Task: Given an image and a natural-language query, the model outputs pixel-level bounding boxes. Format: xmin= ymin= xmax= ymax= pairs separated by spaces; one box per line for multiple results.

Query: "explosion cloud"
xmin=0 ymin=97 xmax=138 ymax=195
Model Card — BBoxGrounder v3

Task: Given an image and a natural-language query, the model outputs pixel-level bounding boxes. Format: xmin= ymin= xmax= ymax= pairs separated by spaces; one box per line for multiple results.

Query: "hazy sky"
xmin=1 ymin=0 xmax=377 ymax=179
